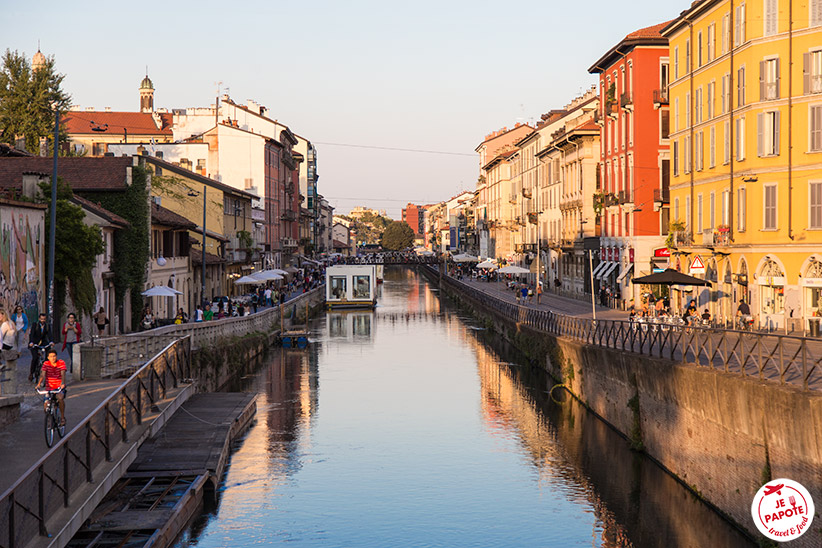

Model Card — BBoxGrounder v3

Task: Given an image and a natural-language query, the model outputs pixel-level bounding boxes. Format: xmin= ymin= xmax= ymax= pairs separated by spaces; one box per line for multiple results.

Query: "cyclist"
xmin=34 ymin=348 xmax=66 ymax=426
xmin=28 ymin=313 xmax=53 ymax=382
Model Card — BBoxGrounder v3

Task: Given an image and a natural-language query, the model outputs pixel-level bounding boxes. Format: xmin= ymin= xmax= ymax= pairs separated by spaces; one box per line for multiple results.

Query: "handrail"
xmin=0 ymin=336 xmax=192 ymax=548
xmin=423 ymin=266 xmax=821 ymax=392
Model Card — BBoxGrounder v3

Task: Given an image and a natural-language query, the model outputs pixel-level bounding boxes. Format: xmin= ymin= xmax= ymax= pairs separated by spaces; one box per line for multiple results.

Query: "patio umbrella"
xmin=141 ymin=286 xmax=182 ymax=297
xmin=251 ymin=270 xmax=284 ymax=282
xmin=498 ymin=265 xmax=531 ymax=275
xmin=477 ymin=260 xmax=497 ymax=270
xmin=631 ymin=268 xmax=711 ymax=286
xmin=452 ymin=254 xmax=479 ymax=263
xmin=234 ymin=275 xmax=265 ymax=285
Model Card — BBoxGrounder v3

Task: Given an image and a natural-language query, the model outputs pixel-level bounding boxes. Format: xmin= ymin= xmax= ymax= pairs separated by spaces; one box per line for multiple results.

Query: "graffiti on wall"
xmin=0 ymin=205 xmax=44 ymax=318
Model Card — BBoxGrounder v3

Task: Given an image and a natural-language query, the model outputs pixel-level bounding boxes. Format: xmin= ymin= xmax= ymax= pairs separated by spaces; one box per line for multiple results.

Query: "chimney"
xmin=152 ymin=112 xmax=163 ymax=129
xmin=14 ymin=135 xmax=26 ymax=151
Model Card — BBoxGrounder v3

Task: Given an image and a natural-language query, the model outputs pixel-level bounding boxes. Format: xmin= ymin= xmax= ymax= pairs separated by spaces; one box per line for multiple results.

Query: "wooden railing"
xmin=425 ymin=267 xmax=822 ymax=391
xmin=0 ymin=337 xmax=191 ymax=548
xmin=80 ymin=286 xmax=324 ymax=378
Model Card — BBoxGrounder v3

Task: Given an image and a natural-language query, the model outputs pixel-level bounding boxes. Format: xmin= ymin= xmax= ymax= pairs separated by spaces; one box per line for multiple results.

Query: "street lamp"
xmin=47 ymin=108 xmax=58 ymax=324
xmin=188 ymin=186 xmax=207 ymax=308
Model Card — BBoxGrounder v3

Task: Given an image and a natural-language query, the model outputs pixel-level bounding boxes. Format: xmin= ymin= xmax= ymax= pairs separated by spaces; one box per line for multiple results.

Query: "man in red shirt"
xmin=35 ymin=349 xmax=66 ymax=425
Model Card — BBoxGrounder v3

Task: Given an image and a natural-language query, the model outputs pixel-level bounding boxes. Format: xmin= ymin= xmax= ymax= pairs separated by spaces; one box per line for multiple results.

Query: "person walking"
xmin=61 ymin=313 xmax=82 ymax=374
xmin=194 ymin=304 xmax=204 ymax=322
xmin=11 ymin=305 xmax=28 ymax=353
xmin=203 ymin=304 xmax=214 ymax=321
xmin=28 ymin=313 xmax=53 ymax=382
xmin=0 ymin=309 xmax=17 ymax=372
xmin=536 ymin=282 xmax=543 ymax=304
xmin=92 ymin=307 xmax=108 ymax=336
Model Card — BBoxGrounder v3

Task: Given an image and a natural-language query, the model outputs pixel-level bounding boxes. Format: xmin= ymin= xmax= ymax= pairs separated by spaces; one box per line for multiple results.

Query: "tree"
xmin=381 ymin=221 xmax=415 ymax=251
xmin=39 ymin=179 xmax=104 ymax=318
xmin=0 ymin=49 xmax=71 ymax=154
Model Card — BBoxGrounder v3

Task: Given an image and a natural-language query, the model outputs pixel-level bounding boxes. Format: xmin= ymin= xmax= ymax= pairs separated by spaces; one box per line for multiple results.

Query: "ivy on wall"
xmin=80 ymin=165 xmax=150 ymax=328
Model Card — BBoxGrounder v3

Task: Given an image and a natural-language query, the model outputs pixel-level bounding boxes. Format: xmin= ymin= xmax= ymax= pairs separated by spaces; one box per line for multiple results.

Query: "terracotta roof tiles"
xmin=63 ymin=111 xmax=173 ymax=136
xmin=0 ymin=157 xmax=133 ymax=191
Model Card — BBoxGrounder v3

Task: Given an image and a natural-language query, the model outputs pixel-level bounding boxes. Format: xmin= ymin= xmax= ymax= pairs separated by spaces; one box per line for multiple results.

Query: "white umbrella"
xmin=251 ymin=270 xmax=284 ymax=281
xmin=477 ymin=261 xmax=497 ymax=270
xmin=499 ymin=265 xmax=531 ymax=275
xmin=453 ymin=254 xmax=479 ymax=263
xmin=235 ymin=275 xmax=265 ymax=285
xmin=268 ymin=268 xmax=289 ymax=276
xmin=141 ymin=286 xmax=182 ymax=297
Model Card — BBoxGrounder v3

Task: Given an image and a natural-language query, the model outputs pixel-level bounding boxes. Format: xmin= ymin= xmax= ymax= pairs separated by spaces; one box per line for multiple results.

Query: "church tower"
xmin=32 ymin=48 xmax=46 ymax=73
xmin=140 ymin=73 xmax=154 ymax=113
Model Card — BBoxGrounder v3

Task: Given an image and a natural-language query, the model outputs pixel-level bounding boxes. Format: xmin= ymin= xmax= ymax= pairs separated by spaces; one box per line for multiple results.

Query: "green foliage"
xmin=666 ymin=219 xmax=686 ymax=249
xmin=0 ymin=49 xmax=71 ymax=154
xmin=39 ymin=179 xmax=104 ymax=316
xmin=338 ymin=212 xmax=393 ymax=245
xmin=238 ymin=230 xmax=253 ymax=263
xmin=81 ymin=166 xmax=151 ymax=327
xmin=381 ymin=221 xmax=415 ymax=250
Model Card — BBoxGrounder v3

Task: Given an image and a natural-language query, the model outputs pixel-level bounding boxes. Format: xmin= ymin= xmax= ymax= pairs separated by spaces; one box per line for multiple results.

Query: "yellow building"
xmin=663 ymin=0 xmax=822 ymax=332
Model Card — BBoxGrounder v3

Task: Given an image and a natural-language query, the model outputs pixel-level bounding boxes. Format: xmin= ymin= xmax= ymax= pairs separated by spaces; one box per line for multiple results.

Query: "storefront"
xmin=801 ymin=256 xmax=822 ymax=335
xmin=757 ymin=257 xmax=786 ymax=330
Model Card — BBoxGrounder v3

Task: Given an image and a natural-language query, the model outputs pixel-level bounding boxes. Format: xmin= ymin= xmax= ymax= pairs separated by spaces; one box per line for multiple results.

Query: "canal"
xmin=173 ymin=267 xmax=754 ymax=547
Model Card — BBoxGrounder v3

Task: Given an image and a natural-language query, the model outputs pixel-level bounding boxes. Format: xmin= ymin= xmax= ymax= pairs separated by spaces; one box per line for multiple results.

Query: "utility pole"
xmin=47 ymin=109 xmax=58 ymax=323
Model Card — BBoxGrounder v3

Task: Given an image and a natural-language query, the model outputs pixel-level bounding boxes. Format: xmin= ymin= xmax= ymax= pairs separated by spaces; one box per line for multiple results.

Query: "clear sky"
xmin=4 ymin=0 xmax=678 ymax=219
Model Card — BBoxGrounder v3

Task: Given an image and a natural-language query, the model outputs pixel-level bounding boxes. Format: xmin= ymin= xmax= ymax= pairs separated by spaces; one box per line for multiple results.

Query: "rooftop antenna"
xmin=215 ymin=81 xmax=223 ymax=126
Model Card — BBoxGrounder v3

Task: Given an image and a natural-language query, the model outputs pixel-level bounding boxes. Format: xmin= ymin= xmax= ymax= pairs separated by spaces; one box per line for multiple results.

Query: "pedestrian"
xmin=28 ymin=313 xmax=53 ymax=382
xmin=141 ymin=308 xmax=155 ymax=331
xmin=194 ymin=304 xmax=204 ymax=322
xmin=0 ymin=309 xmax=17 ymax=371
xmin=251 ymin=294 xmax=258 ymax=313
xmin=203 ymin=304 xmax=214 ymax=321
xmin=92 ymin=307 xmax=108 ymax=336
xmin=174 ymin=308 xmax=188 ymax=324
xmin=536 ymin=281 xmax=543 ymax=304
xmin=520 ymin=284 xmax=528 ymax=305
xmin=237 ymin=302 xmax=245 ymax=317
xmin=11 ymin=305 xmax=28 ymax=353
xmin=528 ymin=286 xmax=534 ymax=304
xmin=265 ymin=287 xmax=273 ymax=307
xmin=61 ymin=312 xmax=82 ymax=374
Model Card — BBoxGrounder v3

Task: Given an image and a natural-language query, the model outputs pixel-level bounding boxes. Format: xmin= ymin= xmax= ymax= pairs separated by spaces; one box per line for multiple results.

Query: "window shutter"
xmin=775 ymin=58 xmax=781 ymax=99
xmin=759 ymin=61 xmax=765 ymax=100
xmin=741 ymin=5 xmax=746 ymax=42
xmin=774 ymin=111 xmax=780 ymax=155
xmin=757 ymin=113 xmax=764 ymax=157
xmin=805 ymin=53 xmax=811 ymax=95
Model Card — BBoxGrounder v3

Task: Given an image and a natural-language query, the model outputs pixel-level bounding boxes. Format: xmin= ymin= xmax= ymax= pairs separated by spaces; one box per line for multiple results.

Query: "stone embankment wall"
xmin=432 ymin=272 xmax=822 ymax=545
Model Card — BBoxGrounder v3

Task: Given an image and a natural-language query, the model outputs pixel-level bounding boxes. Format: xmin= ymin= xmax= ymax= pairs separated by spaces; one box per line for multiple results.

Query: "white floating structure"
xmin=325 ymin=265 xmax=378 ymax=309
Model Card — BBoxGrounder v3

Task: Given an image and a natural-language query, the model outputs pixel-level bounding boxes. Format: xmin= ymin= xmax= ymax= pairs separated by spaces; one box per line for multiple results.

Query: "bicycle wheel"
xmin=55 ymin=405 xmax=66 ymax=439
xmin=44 ymin=408 xmax=56 ymax=447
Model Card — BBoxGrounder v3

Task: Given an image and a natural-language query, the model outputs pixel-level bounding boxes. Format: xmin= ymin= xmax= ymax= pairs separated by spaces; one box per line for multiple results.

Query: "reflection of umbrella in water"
xmin=141 ymin=286 xmax=182 ymax=297
xmin=631 ymin=269 xmax=711 ymax=287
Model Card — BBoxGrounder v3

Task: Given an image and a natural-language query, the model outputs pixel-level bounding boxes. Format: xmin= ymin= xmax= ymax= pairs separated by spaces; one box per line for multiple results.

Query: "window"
xmin=695 ymin=87 xmax=703 ymax=123
xmin=673 ymin=141 xmax=679 ymax=176
xmin=330 ymin=276 xmax=347 ymax=299
xmin=810 ymin=105 xmax=822 ymax=151
xmin=674 ymin=97 xmax=680 ymax=131
xmin=724 ymin=120 xmax=731 ymax=164
xmin=710 ymin=126 xmax=716 ymax=168
xmin=764 ymin=0 xmax=778 ymax=36
xmin=760 ymin=58 xmax=780 ymax=100
xmin=675 ymin=197 xmax=680 ymax=222
xmin=736 ymin=116 xmax=746 ymax=161
xmin=736 ymin=187 xmax=746 ymax=232
xmin=696 ymin=131 xmax=704 ymax=171
xmin=709 ymin=192 xmax=716 ymax=230
xmin=684 ymin=135 xmax=691 ymax=173
xmin=722 ymin=73 xmax=731 ymax=113
xmin=813 ymin=0 xmax=822 ymax=27
xmin=735 ymin=4 xmax=746 ymax=46
xmin=353 ymin=275 xmax=371 ymax=299
xmin=674 ymin=46 xmax=680 ymax=79
xmin=708 ymin=24 xmax=716 ymax=62
xmin=661 ymin=110 xmax=670 ymax=139
xmin=722 ymin=13 xmax=731 ymax=53
xmin=804 ymin=50 xmax=822 ymax=94
xmin=686 ymin=196 xmax=691 ymax=229
xmin=707 ymin=80 xmax=715 ymax=119
xmin=661 ymin=62 xmax=670 ymax=90
xmin=757 ymin=111 xmax=780 ymax=157
xmin=738 ymin=66 xmax=746 ymax=107
xmin=698 ymin=31 xmax=704 ymax=68
xmin=686 ymin=92 xmax=691 ymax=127
xmin=764 ymin=184 xmax=777 ymax=229
xmin=686 ymin=39 xmax=691 ymax=73
xmin=697 ymin=193 xmax=704 ymax=233
xmin=811 ymin=182 xmax=822 ymax=228
xmin=722 ymin=190 xmax=730 ymax=226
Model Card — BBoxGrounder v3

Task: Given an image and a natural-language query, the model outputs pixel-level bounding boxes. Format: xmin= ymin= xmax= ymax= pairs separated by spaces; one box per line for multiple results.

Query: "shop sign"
xmin=654 ymin=247 xmax=671 ymax=258
xmin=600 ymin=247 xmax=606 ymax=261
xmin=757 ymin=276 xmax=787 ymax=286
xmin=629 ymin=248 xmax=635 ymax=263
xmin=803 ymin=278 xmax=822 ymax=287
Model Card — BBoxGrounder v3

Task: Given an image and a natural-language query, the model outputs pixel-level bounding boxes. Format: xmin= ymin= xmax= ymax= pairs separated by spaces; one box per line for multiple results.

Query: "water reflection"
xmin=174 ymin=267 xmax=752 ymax=547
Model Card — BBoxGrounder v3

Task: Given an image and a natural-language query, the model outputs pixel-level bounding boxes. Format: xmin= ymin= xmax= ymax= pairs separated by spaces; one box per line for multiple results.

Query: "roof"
xmin=0 ymin=157 xmax=133 ymax=191
xmin=71 ymin=195 xmax=130 ymax=228
xmin=189 ymin=248 xmax=225 ymax=265
xmin=662 ymin=2 xmax=719 ymax=36
xmin=589 ymin=21 xmax=671 ymax=73
xmin=190 ymin=225 xmax=229 ymax=242
xmin=0 ymin=143 xmax=33 ymax=157
xmin=142 ymin=156 xmax=258 ymax=200
xmin=481 ymin=149 xmax=518 ymax=171
xmin=63 ymin=111 xmax=173 ymax=136
xmin=332 ymin=239 xmax=350 ymax=248
xmin=151 ymin=202 xmax=197 ymax=229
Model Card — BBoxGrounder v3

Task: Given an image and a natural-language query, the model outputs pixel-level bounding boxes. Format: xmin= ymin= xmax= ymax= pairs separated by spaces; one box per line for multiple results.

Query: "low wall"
xmin=432 ymin=269 xmax=822 ymax=545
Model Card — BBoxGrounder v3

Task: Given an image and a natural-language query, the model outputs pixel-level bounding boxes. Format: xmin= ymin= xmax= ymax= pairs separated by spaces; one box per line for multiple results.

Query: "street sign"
xmin=689 ymin=255 xmax=706 ymax=274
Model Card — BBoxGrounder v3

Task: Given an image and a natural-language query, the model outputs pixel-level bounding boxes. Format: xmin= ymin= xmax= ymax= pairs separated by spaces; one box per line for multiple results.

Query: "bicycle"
xmin=36 ymin=388 xmax=66 ymax=447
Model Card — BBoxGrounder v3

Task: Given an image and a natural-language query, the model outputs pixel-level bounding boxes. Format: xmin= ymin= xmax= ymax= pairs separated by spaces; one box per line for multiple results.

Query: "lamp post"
xmin=47 ymin=109 xmax=58 ymax=323
xmin=189 ymin=186 xmax=207 ymax=308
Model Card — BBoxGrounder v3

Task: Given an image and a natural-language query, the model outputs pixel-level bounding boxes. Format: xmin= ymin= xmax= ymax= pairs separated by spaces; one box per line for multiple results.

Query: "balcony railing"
xmin=618 ymin=190 xmax=632 ymax=204
xmin=509 ymin=194 xmax=518 ymax=205
xmin=703 ymin=228 xmax=730 ymax=248
xmin=653 ymin=88 xmax=669 ymax=106
xmin=606 ymin=101 xmax=620 ymax=119
xmin=522 ymin=188 xmax=533 ymax=199
xmin=672 ymin=230 xmax=693 ymax=247
xmin=281 ymin=210 xmax=297 ymax=221
xmin=281 ymin=237 xmax=298 ymax=248
xmin=620 ymin=92 xmax=633 ymax=110
xmin=654 ymin=187 xmax=670 ymax=203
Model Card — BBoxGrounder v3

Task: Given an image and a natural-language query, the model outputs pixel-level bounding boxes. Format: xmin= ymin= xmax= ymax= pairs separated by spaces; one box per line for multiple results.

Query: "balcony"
xmin=672 ymin=230 xmax=693 ymax=247
xmin=509 ymin=194 xmax=518 ymax=205
xmin=284 ymin=182 xmax=294 ymax=195
xmin=593 ymin=110 xmax=603 ymax=126
xmin=620 ymin=92 xmax=633 ymax=111
xmin=653 ymin=187 xmax=670 ymax=204
xmin=280 ymin=210 xmax=297 ymax=221
xmin=653 ymin=88 xmax=669 ymax=107
xmin=703 ymin=227 xmax=730 ymax=248
xmin=522 ymin=188 xmax=532 ymax=199
xmin=618 ymin=190 xmax=632 ymax=205
xmin=606 ymin=101 xmax=619 ymax=119
xmin=281 ymin=237 xmax=298 ymax=248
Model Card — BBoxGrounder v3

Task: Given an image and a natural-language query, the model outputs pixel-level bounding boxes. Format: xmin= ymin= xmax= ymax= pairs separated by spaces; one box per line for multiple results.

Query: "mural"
xmin=0 ymin=204 xmax=44 ymax=318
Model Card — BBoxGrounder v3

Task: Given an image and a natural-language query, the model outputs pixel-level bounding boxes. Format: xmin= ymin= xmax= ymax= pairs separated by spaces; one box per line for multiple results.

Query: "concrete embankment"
xmin=428 ymin=269 xmax=822 ymax=545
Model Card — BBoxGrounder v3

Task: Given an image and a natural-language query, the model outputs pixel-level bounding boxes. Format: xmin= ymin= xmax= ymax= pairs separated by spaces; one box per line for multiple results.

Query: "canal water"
xmin=173 ymin=268 xmax=754 ymax=547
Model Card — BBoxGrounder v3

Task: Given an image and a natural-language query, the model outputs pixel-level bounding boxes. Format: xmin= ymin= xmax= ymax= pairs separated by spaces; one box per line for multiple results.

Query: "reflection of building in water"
xmin=327 ymin=311 xmax=374 ymax=341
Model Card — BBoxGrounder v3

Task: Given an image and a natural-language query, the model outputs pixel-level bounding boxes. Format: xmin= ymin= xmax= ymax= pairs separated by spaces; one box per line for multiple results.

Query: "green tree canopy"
xmin=0 ymin=49 xmax=71 ymax=154
xmin=380 ymin=221 xmax=415 ymax=251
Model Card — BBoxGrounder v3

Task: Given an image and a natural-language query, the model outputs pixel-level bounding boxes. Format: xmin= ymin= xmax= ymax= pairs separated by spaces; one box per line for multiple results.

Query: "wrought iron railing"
xmin=0 ymin=337 xmax=192 ymax=548
xmin=425 ymin=267 xmax=821 ymax=392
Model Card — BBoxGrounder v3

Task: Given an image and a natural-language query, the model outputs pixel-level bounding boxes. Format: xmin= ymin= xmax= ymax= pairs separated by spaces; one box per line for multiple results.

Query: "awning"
xmin=591 ymin=262 xmax=607 ymax=278
xmin=594 ymin=262 xmax=611 ymax=280
xmin=598 ymin=262 xmax=619 ymax=280
xmin=616 ymin=264 xmax=634 ymax=283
